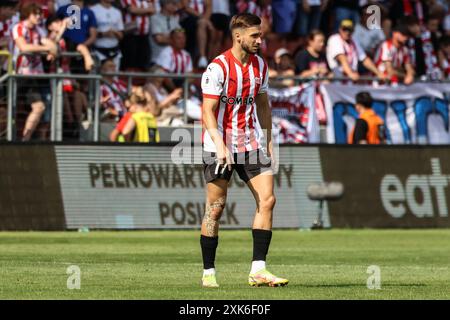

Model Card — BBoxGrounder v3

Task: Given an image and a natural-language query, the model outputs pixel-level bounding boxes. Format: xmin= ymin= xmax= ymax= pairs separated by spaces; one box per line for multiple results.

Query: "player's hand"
xmin=215 ymin=143 xmax=233 ymax=174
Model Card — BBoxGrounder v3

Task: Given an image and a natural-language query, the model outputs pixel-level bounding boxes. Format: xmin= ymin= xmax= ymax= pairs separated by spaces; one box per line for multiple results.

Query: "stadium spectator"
xmin=375 ymin=24 xmax=415 ymax=85
xmin=326 ymin=19 xmax=383 ymax=81
xmin=155 ymin=28 xmax=192 ymax=89
xmin=13 ymin=3 xmax=58 ymax=141
xmin=295 ymin=0 xmax=328 ymax=37
xmin=179 ymin=0 xmax=213 ymax=68
xmin=121 ymin=87 xmax=160 ymax=143
xmin=333 ymin=0 xmax=361 ymax=32
xmin=349 ymin=91 xmax=385 ymax=145
xmin=352 ymin=4 xmax=386 ymax=57
xmin=149 ymin=0 xmax=182 ymax=64
xmin=0 ymin=1 xmax=17 ymax=50
xmin=295 ymin=30 xmax=330 ymax=78
xmin=420 ymin=14 xmax=442 ymax=79
xmin=91 ymin=0 xmax=124 ymax=70
xmin=100 ymin=59 xmax=128 ymax=120
xmin=209 ymin=0 xmax=232 ymax=60
xmin=57 ymin=0 xmax=98 ymax=72
xmin=46 ymin=15 xmax=93 ymax=137
xmin=120 ymin=0 xmax=156 ymax=71
xmin=109 ymin=93 xmax=136 ymax=142
xmin=144 ymin=65 xmax=184 ymax=126
xmin=438 ymin=35 xmax=450 ymax=79
xmin=271 ymin=0 xmax=296 ymax=34
xmin=269 ymin=48 xmax=295 ymax=88
xmin=405 ymin=15 xmax=427 ymax=78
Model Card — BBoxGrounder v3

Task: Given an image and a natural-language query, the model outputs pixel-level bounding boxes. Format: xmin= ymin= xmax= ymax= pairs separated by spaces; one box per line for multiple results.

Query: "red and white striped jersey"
xmin=12 ymin=21 xmax=47 ymax=75
xmin=155 ymin=46 xmax=193 ymax=74
xmin=121 ymin=0 xmax=154 ymax=35
xmin=101 ymin=79 xmax=128 ymax=118
xmin=201 ymin=50 xmax=269 ymax=153
xmin=375 ymin=39 xmax=411 ymax=81
xmin=188 ymin=0 xmax=206 ymax=15
xmin=421 ymin=30 xmax=441 ymax=80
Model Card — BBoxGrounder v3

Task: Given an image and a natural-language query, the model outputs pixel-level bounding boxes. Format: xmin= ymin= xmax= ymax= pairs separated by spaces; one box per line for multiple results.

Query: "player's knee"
xmin=209 ymin=205 xmax=225 ymax=221
xmin=259 ymin=195 xmax=276 ymax=211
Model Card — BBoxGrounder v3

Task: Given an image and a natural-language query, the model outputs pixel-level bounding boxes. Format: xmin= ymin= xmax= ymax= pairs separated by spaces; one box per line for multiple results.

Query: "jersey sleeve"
xmin=155 ymin=47 xmax=173 ymax=72
xmin=201 ymin=62 xmax=224 ymax=100
xmin=380 ymin=42 xmax=392 ymax=62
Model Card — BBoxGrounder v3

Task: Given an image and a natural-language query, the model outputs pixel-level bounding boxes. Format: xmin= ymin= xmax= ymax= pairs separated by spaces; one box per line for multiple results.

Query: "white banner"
xmin=321 ymin=83 xmax=450 ymax=144
xmin=269 ymin=84 xmax=320 ymax=144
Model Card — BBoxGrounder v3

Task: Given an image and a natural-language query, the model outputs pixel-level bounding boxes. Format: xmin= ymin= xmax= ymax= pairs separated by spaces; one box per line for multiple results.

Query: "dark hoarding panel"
xmin=0 ymin=145 xmax=66 ymax=230
xmin=320 ymin=146 xmax=450 ymax=228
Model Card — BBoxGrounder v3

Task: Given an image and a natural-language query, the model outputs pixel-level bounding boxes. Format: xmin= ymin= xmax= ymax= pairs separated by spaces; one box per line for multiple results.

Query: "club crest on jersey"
xmin=255 ymin=77 xmax=262 ymax=85
xmin=220 ymin=95 xmax=255 ymax=105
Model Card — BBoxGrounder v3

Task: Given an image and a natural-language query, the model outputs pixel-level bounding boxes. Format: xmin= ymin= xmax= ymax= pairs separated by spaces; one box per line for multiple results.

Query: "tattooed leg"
xmin=201 ymin=197 xmax=226 ymax=237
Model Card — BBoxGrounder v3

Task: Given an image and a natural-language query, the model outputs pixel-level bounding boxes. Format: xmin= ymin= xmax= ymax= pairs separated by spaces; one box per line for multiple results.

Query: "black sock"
xmin=200 ymin=235 xmax=219 ymax=269
xmin=252 ymin=229 xmax=272 ymax=261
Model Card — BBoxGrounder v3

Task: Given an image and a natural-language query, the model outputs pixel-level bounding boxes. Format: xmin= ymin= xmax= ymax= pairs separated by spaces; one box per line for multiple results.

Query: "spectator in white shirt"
xmin=149 ymin=0 xmax=181 ymax=64
xmin=155 ymin=28 xmax=193 ymax=74
xmin=91 ymin=0 xmax=124 ymax=69
xmin=326 ymin=19 xmax=383 ymax=81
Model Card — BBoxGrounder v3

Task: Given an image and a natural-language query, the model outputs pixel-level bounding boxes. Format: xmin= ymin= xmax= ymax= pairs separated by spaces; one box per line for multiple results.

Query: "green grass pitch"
xmin=0 ymin=229 xmax=449 ymax=299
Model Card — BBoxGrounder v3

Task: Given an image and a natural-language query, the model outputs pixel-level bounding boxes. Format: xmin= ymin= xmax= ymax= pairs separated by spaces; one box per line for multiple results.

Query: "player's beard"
xmin=241 ymin=41 xmax=258 ymax=55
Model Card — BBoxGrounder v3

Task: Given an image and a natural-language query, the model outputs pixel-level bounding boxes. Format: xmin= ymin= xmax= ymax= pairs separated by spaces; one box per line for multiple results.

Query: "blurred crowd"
xmin=1 ymin=0 xmax=450 ymax=141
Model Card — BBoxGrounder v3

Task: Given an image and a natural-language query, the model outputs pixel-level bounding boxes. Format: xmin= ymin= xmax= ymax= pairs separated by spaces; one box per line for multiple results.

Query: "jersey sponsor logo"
xmin=220 ymin=95 xmax=255 ymax=105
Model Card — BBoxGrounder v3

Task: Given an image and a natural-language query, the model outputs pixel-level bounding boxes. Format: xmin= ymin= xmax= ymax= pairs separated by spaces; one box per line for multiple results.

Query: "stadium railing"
xmin=3 ymin=50 xmax=449 ymax=142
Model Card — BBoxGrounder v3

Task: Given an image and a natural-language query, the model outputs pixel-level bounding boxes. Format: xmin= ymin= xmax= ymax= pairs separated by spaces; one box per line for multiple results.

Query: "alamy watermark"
xmin=66 ymin=265 xmax=81 ymax=290
xmin=366 ymin=265 xmax=381 ymax=290
xmin=66 ymin=5 xmax=81 ymax=30
xmin=366 ymin=5 xmax=382 ymax=30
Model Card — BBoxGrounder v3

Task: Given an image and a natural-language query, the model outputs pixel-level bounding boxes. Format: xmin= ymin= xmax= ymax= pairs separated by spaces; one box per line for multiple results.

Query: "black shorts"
xmin=203 ymin=149 xmax=272 ymax=184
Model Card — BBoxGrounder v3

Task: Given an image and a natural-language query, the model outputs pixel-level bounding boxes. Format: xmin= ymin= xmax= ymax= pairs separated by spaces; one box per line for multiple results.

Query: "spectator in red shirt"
xmin=0 ymin=1 xmax=17 ymax=49
xmin=100 ymin=59 xmax=128 ymax=121
xmin=13 ymin=3 xmax=58 ymax=141
xmin=375 ymin=23 xmax=415 ymax=85
xmin=109 ymin=97 xmax=136 ymax=142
